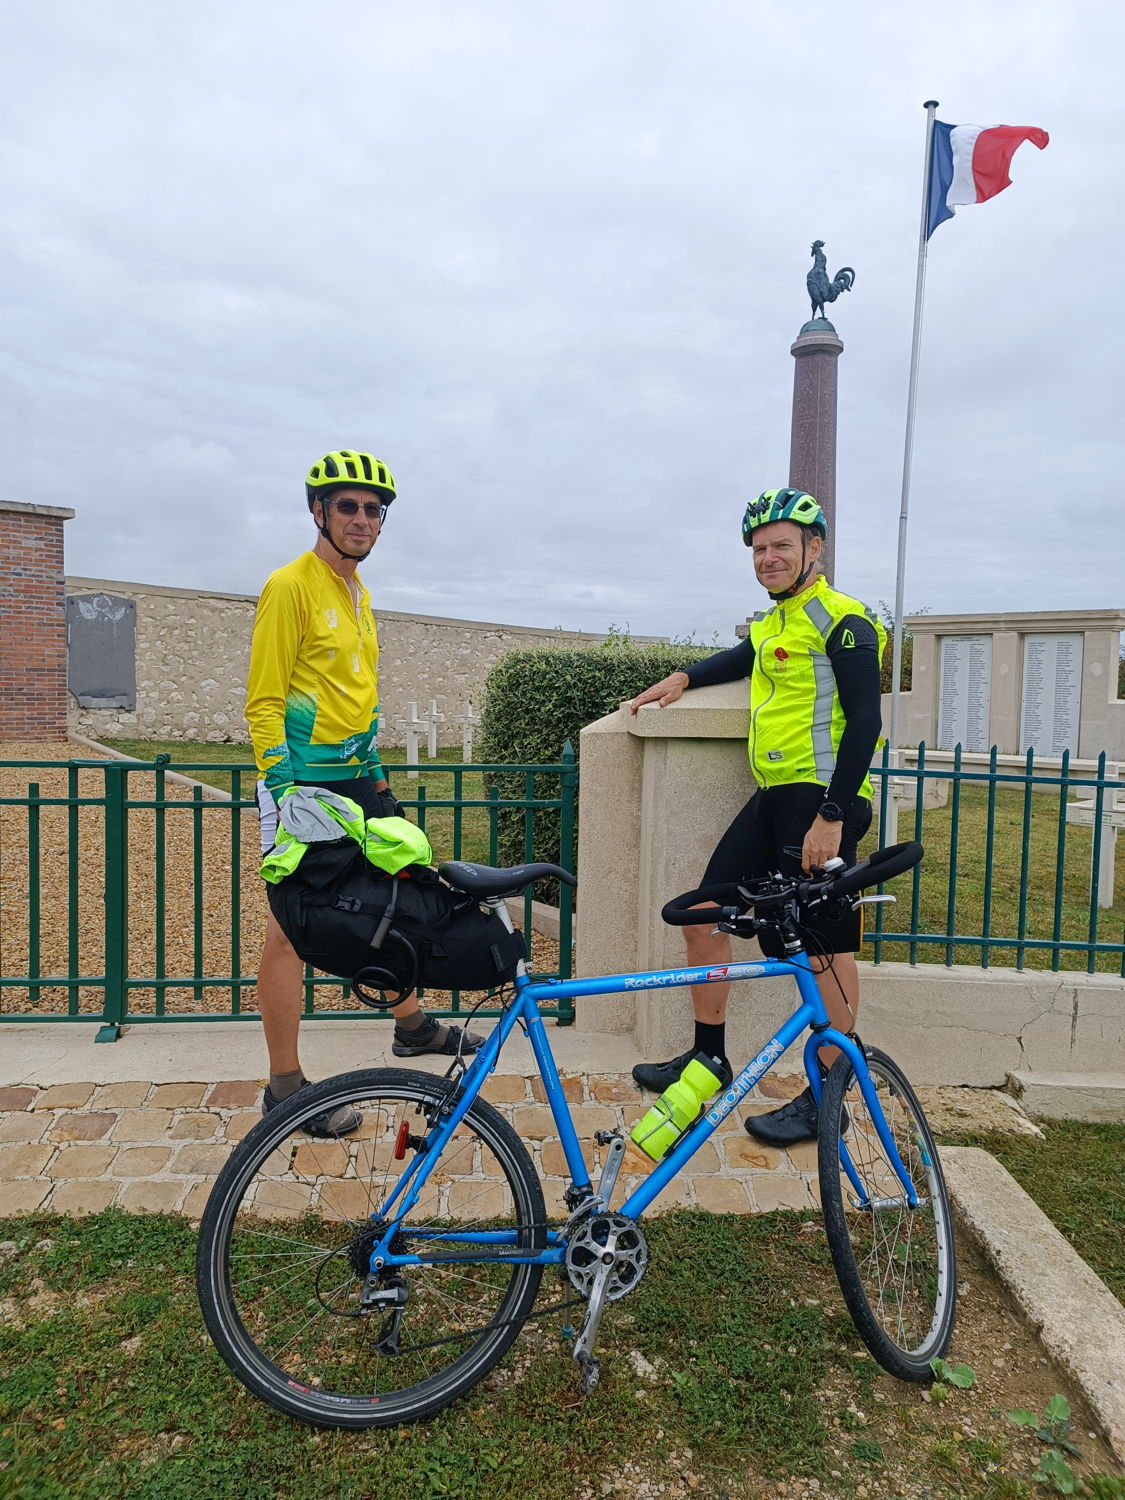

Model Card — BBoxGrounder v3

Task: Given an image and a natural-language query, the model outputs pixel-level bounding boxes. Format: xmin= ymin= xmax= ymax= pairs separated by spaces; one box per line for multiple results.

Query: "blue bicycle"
xmin=196 ymin=839 xmax=955 ymax=1428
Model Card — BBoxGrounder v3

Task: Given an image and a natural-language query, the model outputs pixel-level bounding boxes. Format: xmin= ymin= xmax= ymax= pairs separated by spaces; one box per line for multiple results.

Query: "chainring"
xmin=564 ymin=1212 xmax=649 ymax=1302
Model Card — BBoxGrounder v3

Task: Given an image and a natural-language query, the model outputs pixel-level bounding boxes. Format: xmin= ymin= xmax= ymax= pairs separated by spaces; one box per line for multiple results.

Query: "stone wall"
xmin=64 ymin=575 xmax=644 ymax=748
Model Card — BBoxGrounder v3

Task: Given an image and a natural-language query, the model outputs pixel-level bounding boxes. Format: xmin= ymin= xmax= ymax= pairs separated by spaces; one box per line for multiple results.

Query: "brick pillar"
xmin=0 ymin=500 xmax=76 ymax=741
xmin=789 ymin=321 xmax=843 ymax=581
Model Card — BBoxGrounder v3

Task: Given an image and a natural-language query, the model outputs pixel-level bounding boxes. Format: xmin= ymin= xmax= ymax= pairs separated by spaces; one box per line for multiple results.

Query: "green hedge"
xmin=478 ymin=640 xmax=713 ymax=882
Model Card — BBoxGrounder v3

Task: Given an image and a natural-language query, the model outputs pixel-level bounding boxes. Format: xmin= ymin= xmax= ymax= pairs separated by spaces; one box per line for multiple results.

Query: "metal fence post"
xmin=556 ymin=739 xmax=578 ymax=1022
xmin=98 ymin=761 xmax=129 ymax=1042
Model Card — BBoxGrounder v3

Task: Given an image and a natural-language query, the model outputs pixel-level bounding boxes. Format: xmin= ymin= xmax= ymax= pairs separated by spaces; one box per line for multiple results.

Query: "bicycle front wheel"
xmin=818 ymin=1046 xmax=956 ymax=1381
xmin=196 ymin=1068 xmax=546 ymax=1428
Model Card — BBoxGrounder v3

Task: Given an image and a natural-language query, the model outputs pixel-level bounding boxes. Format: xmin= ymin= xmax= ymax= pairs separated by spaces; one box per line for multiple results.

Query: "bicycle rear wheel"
xmin=818 ymin=1046 xmax=956 ymax=1381
xmin=196 ymin=1068 xmax=546 ymax=1428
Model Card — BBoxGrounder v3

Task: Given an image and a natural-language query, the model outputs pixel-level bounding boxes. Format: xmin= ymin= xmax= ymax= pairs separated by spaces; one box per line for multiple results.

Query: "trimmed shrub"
xmin=478 ymin=639 xmax=714 ymax=884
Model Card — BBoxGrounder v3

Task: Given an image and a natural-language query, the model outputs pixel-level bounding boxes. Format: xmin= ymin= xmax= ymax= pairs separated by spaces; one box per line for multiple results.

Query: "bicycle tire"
xmin=818 ymin=1046 xmax=957 ymax=1381
xmin=196 ymin=1067 xmax=546 ymax=1428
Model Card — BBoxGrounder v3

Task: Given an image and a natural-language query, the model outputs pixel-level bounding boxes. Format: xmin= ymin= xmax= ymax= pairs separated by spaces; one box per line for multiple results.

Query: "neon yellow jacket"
xmin=748 ymin=577 xmax=886 ymax=799
xmin=246 ymin=551 xmax=383 ymax=793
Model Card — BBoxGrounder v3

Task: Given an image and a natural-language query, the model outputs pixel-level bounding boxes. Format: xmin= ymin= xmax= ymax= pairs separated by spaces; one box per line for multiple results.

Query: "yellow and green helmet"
xmin=742 ymin=487 xmax=827 ymax=545
xmin=305 ymin=450 xmax=396 ymax=511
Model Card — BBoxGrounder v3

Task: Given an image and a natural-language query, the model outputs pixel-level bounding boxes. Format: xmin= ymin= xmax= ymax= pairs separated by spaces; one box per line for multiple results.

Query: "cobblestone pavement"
xmin=0 ymin=1071 xmax=817 ymax=1219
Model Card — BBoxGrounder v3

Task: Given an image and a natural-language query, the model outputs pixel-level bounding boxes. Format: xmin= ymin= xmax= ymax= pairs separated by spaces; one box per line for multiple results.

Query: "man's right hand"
xmin=629 ymin=671 xmax=690 ymax=716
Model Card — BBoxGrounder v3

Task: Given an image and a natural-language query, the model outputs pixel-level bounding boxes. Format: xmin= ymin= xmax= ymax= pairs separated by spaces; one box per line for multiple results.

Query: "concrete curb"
xmin=943 ymin=1144 xmax=1125 ymax=1463
xmin=70 ymin=733 xmax=236 ymax=801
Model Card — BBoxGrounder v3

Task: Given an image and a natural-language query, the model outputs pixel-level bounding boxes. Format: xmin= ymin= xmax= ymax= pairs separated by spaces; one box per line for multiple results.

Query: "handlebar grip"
xmin=661 ymin=883 xmax=744 ymax=925
xmin=828 ymin=840 xmax=924 ymax=898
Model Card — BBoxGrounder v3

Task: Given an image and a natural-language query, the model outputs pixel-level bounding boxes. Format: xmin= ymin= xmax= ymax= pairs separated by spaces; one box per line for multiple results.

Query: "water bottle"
xmin=630 ymin=1053 xmax=725 ymax=1161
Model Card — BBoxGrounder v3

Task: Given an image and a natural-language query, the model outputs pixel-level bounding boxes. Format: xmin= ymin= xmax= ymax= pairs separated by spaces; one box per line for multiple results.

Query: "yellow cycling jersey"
xmin=246 ymin=551 xmax=383 ymax=792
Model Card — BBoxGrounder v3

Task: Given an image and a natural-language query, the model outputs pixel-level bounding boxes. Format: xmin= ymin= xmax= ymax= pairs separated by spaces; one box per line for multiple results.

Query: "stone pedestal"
xmin=789 ymin=320 xmax=843 ymax=579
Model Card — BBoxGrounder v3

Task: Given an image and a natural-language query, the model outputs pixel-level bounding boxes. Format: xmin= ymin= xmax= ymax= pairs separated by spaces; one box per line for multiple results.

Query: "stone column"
xmin=0 ymin=500 xmax=76 ymax=741
xmin=789 ymin=320 xmax=843 ymax=579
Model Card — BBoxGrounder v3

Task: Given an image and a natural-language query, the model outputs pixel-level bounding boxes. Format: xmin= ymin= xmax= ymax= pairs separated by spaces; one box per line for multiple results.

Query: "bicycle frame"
xmin=372 ymin=912 xmax=921 ymax=1273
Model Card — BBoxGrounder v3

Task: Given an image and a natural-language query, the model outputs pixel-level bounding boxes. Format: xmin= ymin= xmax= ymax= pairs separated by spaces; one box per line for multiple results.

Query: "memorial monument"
xmin=788 ymin=240 xmax=855 ymax=580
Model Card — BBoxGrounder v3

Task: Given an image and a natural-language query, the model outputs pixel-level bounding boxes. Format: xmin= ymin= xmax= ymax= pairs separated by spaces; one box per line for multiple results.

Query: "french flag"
xmin=926 ymin=122 xmax=1049 ymax=238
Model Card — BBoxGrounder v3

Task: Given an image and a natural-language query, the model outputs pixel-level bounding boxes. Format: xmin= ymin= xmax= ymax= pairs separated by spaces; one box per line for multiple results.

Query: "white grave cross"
xmin=454 ymin=702 xmax=481 ymax=761
xmin=395 ymin=701 xmax=426 ymax=778
xmin=419 ymin=699 xmax=445 ymax=758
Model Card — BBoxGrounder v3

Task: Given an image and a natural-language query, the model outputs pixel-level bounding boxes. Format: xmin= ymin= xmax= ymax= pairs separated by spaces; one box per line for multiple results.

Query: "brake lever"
xmin=849 ymin=893 xmax=897 ymax=909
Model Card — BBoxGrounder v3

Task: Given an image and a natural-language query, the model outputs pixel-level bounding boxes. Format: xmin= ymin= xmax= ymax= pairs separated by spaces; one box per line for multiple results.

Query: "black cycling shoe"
xmin=631 ymin=1049 xmax=733 ymax=1095
xmin=391 ymin=1019 xmax=485 ymax=1058
xmin=261 ymin=1079 xmax=362 ymax=1139
xmin=744 ymin=1085 xmax=849 ymax=1146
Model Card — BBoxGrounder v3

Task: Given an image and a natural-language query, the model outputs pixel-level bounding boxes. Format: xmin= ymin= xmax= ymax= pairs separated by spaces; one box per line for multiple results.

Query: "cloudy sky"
xmin=1 ymin=1 xmax=1120 ymax=641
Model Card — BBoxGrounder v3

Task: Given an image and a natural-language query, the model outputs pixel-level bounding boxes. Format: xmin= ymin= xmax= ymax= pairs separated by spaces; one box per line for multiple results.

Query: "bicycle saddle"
xmin=438 ymin=860 xmax=577 ymax=897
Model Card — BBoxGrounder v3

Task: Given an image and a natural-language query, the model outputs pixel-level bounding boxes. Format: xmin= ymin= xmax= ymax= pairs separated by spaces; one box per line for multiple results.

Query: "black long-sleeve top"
xmin=682 ymin=615 xmax=883 ymax=810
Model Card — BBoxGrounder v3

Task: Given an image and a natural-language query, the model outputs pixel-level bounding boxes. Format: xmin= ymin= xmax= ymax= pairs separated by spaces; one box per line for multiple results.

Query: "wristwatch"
xmin=818 ymin=800 xmax=844 ymax=824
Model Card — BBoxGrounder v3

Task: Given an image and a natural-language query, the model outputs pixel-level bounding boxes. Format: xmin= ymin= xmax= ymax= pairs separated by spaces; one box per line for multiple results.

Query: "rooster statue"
xmin=806 ymin=240 xmax=855 ymax=321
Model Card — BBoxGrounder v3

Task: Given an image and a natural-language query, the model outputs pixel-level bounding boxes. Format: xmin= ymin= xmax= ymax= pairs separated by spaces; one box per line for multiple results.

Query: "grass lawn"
xmin=3 ymin=1206 xmax=1123 ymax=1500
xmin=955 ymin=1120 xmax=1125 ymax=1308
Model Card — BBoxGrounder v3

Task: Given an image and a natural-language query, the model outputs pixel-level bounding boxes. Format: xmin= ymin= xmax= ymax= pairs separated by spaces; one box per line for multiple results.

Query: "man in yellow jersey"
xmin=246 ymin=449 xmax=482 ymax=1136
xmin=628 ymin=489 xmax=885 ymax=1146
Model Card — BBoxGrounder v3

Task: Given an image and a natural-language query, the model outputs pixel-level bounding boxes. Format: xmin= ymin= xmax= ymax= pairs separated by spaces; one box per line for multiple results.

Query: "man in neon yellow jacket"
xmin=246 ymin=449 xmax=482 ymax=1136
xmin=628 ymin=489 xmax=886 ymax=1147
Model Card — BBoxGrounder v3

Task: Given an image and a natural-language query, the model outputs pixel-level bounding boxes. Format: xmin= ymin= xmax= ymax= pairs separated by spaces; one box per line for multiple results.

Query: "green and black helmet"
xmin=741 ymin=488 xmax=827 ymax=546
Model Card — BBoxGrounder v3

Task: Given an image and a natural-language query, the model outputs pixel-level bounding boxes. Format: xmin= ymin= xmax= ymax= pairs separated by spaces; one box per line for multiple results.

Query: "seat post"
xmin=487 ymin=895 xmax=530 ymax=980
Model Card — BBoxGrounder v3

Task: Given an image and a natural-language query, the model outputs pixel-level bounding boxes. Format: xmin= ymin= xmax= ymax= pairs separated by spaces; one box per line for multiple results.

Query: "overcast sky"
xmin=1 ymin=1 xmax=1120 ymax=641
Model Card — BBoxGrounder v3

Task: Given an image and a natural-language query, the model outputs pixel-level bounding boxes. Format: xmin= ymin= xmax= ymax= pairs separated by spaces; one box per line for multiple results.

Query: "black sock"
xmin=693 ymin=1022 xmax=727 ymax=1066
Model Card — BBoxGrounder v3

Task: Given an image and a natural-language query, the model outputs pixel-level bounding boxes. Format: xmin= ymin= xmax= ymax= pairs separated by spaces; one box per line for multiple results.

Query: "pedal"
xmin=577 ymin=1353 xmax=601 ymax=1394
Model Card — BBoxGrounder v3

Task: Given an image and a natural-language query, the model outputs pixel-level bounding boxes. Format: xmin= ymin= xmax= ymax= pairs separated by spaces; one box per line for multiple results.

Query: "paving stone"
xmin=589 ymin=1077 xmax=636 ymax=1104
xmin=171 ymin=1142 xmax=233 ymax=1176
xmin=540 ymin=1138 xmax=590 ymax=1177
xmin=119 ymin=1182 xmax=185 ymax=1214
xmin=722 ymin=1135 xmax=782 ymax=1172
xmin=49 ymin=1181 xmax=119 ymax=1215
xmin=48 ymin=1112 xmax=116 ymax=1143
xmin=35 ymin=1083 xmax=95 ymax=1110
xmin=47 ymin=1146 xmax=116 ymax=1179
xmin=0 ymin=1144 xmax=54 ymax=1179
xmin=530 ymin=1075 xmax=583 ymax=1104
xmin=181 ymin=1182 xmax=214 ymax=1219
xmin=0 ymin=1112 xmax=48 ymax=1143
xmin=785 ymin=1140 xmax=820 ymax=1174
xmin=93 ymin=1082 xmax=151 ymax=1109
xmin=111 ymin=1110 xmax=173 ymax=1142
xmin=112 ymin=1147 xmax=174 ymax=1177
xmin=292 ymin=1142 xmax=350 ymax=1177
xmin=757 ymin=1072 xmax=806 ymax=1101
xmin=683 ymin=1140 xmax=721 ymax=1174
xmin=693 ymin=1176 xmax=754 ymax=1213
xmin=479 ymin=1075 xmax=527 ymax=1105
xmin=541 ymin=1176 xmax=569 ymax=1217
xmin=751 ymin=1174 xmax=815 ymax=1213
xmin=206 ymin=1080 xmax=262 ymax=1109
xmin=644 ymin=1176 xmax=692 ymax=1215
xmin=0 ymin=1087 xmax=37 ymax=1112
xmin=447 ymin=1180 xmax=509 ymax=1218
xmin=512 ymin=1106 xmax=555 ymax=1140
xmin=223 ymin=1112 xmax=260 ymax=1142
xmin=566 ymin=1105 xmax=617 ymax=1136
xmin=2 ymin=1180 xmax=53 ymax=1214
xmin=169 ymin=1113 xmax=221 ymax=1141
xmin=150 ymin=1084 xmax=207 ymax=1109
xmin=248 ymin=1180 xmax=315 ymax=1219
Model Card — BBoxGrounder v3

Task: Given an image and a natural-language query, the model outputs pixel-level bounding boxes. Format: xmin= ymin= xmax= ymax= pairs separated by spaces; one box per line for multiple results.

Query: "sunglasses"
xmin=326 ymin=498 xmax=388 ymax=520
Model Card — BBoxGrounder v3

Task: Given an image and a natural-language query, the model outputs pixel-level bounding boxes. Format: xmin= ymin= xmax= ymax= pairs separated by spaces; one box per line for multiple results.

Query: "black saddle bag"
xmin=266 ymin=840 xmax=527 ymax=1003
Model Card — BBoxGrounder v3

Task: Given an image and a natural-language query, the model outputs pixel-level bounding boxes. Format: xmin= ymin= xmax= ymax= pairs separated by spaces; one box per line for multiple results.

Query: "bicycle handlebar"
xmin=660 ymin=840 xmax=924 ymax=926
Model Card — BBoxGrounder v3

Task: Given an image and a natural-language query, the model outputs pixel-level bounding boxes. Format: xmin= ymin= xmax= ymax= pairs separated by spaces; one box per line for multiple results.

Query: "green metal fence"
xmin=0 ymin=748 xmax=577 ymax=1040
xmin=866 ymin=744 xmax=1124 ymax=974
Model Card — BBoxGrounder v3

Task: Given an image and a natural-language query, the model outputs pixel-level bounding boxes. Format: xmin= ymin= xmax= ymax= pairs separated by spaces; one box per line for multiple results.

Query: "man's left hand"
xmin=372 ymin=779 xmax=404 ymax=819
xmin=801 ymin=815 xmax=843 ymax=874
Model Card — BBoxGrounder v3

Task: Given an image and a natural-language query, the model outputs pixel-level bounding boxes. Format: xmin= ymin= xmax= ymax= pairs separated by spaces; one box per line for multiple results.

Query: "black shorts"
xmin=702 ymin=784 xmax=873 ymax=958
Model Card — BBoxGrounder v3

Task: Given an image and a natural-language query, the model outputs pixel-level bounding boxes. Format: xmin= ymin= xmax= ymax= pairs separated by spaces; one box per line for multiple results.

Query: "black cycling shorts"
xmin=701 ymin=783 xmax=873 ymax=958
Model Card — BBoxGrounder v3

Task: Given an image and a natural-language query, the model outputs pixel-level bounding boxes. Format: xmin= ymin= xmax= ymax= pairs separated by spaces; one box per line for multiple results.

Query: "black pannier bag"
xmin=266 ymin=840 xmax=527 ymax=1005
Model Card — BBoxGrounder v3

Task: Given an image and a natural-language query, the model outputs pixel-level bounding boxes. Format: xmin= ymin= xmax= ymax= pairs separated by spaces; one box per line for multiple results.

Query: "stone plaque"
xmin=66 ymin=594 xmax=137 ymax=710
xmin=937 ymin=635 xmax=993 ymax=752
xmin=1019 ymin=633 xmax=1083 ymax=756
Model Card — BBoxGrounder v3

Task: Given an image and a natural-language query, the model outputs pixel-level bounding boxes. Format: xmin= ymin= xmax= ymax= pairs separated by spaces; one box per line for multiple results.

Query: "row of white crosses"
xmin=393 ymin=701 xmax=481 ymax=777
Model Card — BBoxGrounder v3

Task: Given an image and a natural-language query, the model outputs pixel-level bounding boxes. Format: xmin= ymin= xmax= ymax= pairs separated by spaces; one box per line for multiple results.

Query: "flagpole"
xmin=889 ymin=99 xmax=939 ymax=753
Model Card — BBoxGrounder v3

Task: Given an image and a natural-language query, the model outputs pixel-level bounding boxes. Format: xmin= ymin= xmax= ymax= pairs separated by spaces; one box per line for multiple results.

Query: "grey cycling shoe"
xmin=261 ymin=1078 xmax=362 ymax=1138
